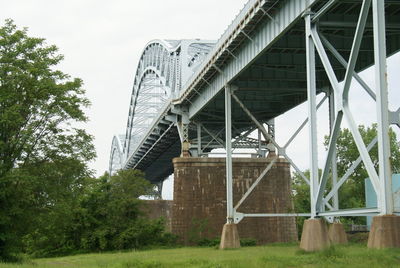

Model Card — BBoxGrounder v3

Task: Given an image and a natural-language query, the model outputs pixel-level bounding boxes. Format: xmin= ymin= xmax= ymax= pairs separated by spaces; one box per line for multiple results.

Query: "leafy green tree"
xmin=0 ymin=19 xmax=95 ymax=177
xmin=0 ymin=19 xmax=95 ymax=261
xmin=72 ymin=170 xmax=173 ymax=252
xmin=19 ymin=159 xmax=93 ymax=257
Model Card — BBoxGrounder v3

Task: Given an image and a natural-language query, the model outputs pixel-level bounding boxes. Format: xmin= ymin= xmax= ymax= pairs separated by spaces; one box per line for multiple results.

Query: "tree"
xmin=0 ymin=19 xmax=95 ymax=177
xmin=18 ymin=159 xmax=93 ymax=257
xmin=68 ymin=170 xmax=173 ymax=253
xmin=324 ymin=124 xmax=400 ymax=210
xmin=292 ymin=124 xmax=400 ymax=227
xmin=0 ymin=19 xmax=95 ymax=261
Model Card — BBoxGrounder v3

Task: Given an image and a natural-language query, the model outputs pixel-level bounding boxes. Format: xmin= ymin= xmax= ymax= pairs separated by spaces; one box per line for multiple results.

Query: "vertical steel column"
xmin=305 ymin=12 xmax=318 ymax=218
xmin=225 ymin=84 xmax=234 ymax=223
xmin=197 ymin=123 xmax=202 ymax=156
xmin=156 ymin=181 xmax=163 ymax=200
xmin=258 ymin=129 xmax=262 ymax=157
xmin=267 ymin=119 xmax=275 ymax=139
xmin=329 ymin=90 xmax=339 ymax=210
xmin=372 ymin=0 xmax=393 ymax=215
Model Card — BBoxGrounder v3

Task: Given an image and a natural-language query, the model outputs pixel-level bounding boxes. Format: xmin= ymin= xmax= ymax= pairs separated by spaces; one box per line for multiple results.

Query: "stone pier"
xmin=171 ymin=157 xmax=297 ymax=245
xmin=141 ymin=200 xmax=173 ymax=231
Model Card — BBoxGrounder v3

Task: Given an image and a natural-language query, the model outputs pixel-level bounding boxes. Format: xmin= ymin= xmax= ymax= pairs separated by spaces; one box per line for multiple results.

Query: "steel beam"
xmin=329 ymin=91 xmax=339 ymax=210
xmin=319 ymin=33 xmax=376 ymax=101
xmin=312 ymin=0 xmax=338 ymax=23
xmin=342 ymin=0 xmax=371 ymax=99
xmin=318 ymin=208 xmax=380 ymax=217
xmin=197 ymin=122 xmax=202 ymax=155
xmin=324 ymin=137 xmax=378 ymax=204
xmin=305 ymin=12 xmax=318 ymax=218
xmin=372 ymin=0 xmax=393 ymax=215
xmin=225 ymin=84 xmax=234 ymax=223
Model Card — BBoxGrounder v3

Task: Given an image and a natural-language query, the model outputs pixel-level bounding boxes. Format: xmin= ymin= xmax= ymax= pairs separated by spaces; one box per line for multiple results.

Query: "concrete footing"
xmin=328 ymin=222 xmax=348 ymax=245
xmin=300 ymin=218 xmax=331 ymax=251
xmin=368 ymin=215 xmax=400 ymax=248
xmin=220 ymin=223 xmax=240 ymax=249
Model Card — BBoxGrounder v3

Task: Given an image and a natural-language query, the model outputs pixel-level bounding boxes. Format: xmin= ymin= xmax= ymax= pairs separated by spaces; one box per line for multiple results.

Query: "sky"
xmin=2 ymin=0 xmax=399 ymax=200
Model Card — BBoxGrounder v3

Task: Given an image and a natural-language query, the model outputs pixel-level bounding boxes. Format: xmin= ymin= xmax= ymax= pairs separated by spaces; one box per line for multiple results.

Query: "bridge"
xmin=110 ymin=0 xmax=400 ymax=250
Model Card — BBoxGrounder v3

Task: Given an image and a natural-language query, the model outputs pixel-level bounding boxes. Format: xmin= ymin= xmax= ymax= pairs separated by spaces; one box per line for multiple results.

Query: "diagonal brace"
xmin=324 ymin=136 xmax=378 ymax=204
xmin=234 ymin=155 xmax=278 ymax=210
xmin=231 ymin=90 xmax=310 ymax=185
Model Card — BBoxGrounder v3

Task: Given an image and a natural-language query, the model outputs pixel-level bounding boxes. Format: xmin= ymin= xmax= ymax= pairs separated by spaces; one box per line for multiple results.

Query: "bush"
xmin=194 ymin=237 xmax=257 ymax=247
xmin=196 ymin=238 xmax=220 ymax=247
xmin=240 ymin=238 xmax=257 ymax=247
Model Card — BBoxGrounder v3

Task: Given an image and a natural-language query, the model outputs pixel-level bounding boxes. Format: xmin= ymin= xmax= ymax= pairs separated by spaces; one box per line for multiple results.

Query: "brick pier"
xmin=171 ymin=157 xmax=297 ymax=245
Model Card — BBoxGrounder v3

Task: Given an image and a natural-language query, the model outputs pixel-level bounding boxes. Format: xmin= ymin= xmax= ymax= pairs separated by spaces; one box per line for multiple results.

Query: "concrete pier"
xmin=368 ymin=215 xmax=400 ymax=248
xmin=220 ymin=223 xmax=241 ymax=249
xmin=328 ymin=222 xmax=348 ymax=245
xmin=171 ymin=157 xmax=297 ymax=245
xmin=300 ymin=218 xmax=331 ymax=251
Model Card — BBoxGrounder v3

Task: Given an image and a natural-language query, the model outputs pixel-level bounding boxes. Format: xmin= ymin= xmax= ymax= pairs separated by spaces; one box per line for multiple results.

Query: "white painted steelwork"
xmin=109 ymin=40 xmax=215 ymax=177
xmin=109 ymin=0 xmax=400 ymax=225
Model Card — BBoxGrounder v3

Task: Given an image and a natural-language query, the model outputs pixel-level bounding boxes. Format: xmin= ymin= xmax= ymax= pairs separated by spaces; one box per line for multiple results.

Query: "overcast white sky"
xmin=2 ymin=0 xmax=399 ymax=199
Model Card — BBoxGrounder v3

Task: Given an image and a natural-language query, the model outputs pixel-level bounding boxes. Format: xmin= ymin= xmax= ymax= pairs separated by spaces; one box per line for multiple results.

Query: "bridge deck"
xmin=179 ymin=0 xmax=400 ymax=134
xmin=118 ymin=0 xmax=400 ymax=183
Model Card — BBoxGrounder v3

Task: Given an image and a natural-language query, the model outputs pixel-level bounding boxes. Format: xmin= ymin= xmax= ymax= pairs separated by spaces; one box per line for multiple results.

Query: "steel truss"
xmin=223 ymin=0 xmax=400 ymax=225
xmin=305 ymin=0 xmax=399 ymax=218
xmin=188 ymin=123 xmax=269 ymax=157
xmin=109 ymin=40 xmax=215 ymax=176
xmin=224 ymin=85 xmax=332 ymax=224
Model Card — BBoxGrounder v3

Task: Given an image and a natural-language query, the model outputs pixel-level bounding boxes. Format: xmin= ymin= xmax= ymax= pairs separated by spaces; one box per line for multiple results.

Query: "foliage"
xmin=195 ymin=237 xmax=256 ymax=247
xmin=239 ymin=238 xmax=257 ymax=247
xmin=188 ymin=218 xmax=211 ymax=245
xmin=0 ymin=19 xmax=95 ymax=262
xmin=0 ymin=19 xmax=94 ymax=178
xmin=22 ymin=169 xmax=175 ymax=257
xmin=0 ymin=20 xmax=174 ymax=261
xmin=7 ymin=159 xmax=92 ymax=258
xmin=196 ymin=238 xmax=220 ymax=247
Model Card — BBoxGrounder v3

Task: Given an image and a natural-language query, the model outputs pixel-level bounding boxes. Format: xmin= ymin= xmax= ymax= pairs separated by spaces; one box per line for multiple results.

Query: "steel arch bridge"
xmin=109 ymin=39 xmax=216 ymax=182
xmin=110 ymin=0 xmax=400 ymax=235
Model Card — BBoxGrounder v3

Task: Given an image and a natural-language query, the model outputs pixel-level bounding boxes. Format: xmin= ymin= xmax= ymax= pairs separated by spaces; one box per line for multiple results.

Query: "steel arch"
xmin=109 ymin=40 xmax=180 ymax=175
xmin=109 ymin=39 xmax=215 ymax=177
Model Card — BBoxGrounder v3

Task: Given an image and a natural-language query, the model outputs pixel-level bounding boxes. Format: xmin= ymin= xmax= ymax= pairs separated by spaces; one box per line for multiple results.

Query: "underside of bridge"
xmin=111 ymin=0 xmax=400 ymax=185
xmin=110 ymin=0 xmax=400 ymax=251
xmin=190 ymin=0 xmax=400 ymax=137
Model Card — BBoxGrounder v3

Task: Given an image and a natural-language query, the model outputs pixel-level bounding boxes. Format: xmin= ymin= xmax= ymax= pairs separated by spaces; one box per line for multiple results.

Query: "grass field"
xmin=1 ymin=243 xmax=400 ymax=268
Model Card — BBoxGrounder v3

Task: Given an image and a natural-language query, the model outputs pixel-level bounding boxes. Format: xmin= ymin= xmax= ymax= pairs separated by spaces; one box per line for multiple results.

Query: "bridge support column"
xmin=220 ymin=223 xmax=240 ymax=249
xmin=171 ymin=157 xmax=297 ymax=245
xmin=300 ymin=11 xmax=332 ymax=251
xmin=367 ymin=0 xmax=400 ymax=249
xmin=368 ymin=215 xmax=400 ymax=248
xmin=300 ymin=219 xmax=331 ymax=251
xmin=220 ymin=84 xmax=240 ymax=249
xmin=177 ymin=106 xmax=191 ymax=157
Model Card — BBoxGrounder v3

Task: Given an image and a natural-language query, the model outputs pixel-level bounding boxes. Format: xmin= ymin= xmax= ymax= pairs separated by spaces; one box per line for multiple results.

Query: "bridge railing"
xmin=176 ymin=0 xmax=261 ymax=102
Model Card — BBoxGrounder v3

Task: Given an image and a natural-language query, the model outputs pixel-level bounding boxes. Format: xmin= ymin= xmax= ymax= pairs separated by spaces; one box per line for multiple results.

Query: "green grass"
xmin=1 ymin=243 xmax=400 ymax=268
